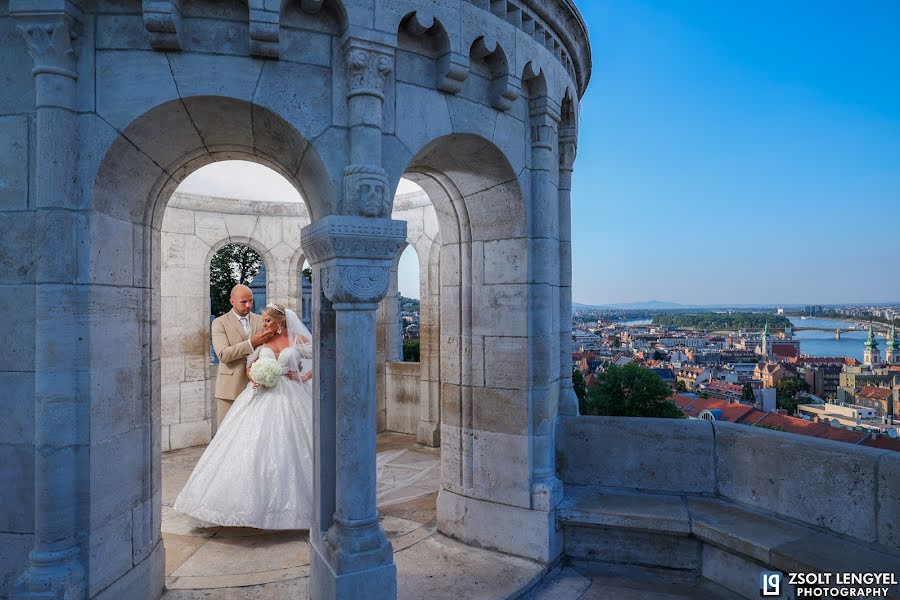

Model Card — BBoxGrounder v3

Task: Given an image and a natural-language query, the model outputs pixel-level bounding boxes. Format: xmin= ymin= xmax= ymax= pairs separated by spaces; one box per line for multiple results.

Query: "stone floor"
xmin=161 ymin=433 xmax=736 ymax=599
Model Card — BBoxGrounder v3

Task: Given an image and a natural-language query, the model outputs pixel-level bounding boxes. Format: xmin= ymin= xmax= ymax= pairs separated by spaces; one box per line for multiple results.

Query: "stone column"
xmin=558 ymin=128 xmax=579 ymax=416
xmin=302 ymin=217 xmax=407 ymax=600
xmin=528 ymin=96 xmax=563 ymax=511
xmin=11 ymin=6 xmax=87 ymax=600
xmin=340 ymin=37 xmax=393 ymax=218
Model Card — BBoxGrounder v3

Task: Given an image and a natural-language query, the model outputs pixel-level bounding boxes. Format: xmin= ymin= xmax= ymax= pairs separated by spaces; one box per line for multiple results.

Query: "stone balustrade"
xmin=557 ymin=416 xmax=900 ymax=598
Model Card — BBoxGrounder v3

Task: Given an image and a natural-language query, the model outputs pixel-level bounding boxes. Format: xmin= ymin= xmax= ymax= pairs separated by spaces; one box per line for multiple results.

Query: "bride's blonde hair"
xmin=262 ymin=303 xmax=287 ymax=328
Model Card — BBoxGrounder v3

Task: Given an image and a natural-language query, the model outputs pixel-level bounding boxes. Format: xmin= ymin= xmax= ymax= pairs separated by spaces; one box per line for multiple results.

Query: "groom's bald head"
xmin=230 ymin=284 xmax=253 ymax=316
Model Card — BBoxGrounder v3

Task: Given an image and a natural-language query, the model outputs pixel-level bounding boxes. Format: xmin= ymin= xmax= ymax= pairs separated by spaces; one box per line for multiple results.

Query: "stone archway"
xmin=3 ymin=1 xmax=590 ymax=598
xmin=398 ymin=133 xmax=564 ymax=561
xmin=80 ymin=96 xmax=331 ymax=599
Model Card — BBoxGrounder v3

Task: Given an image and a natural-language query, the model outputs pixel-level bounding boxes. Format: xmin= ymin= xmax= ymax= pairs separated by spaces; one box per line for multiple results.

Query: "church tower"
xmin=864 ymin=325 xmax=881 ymax=366
xmin=759 ymin=321 xmax=770 ymax=358
xmin=886 ymin=324 xmax=899 ymax=365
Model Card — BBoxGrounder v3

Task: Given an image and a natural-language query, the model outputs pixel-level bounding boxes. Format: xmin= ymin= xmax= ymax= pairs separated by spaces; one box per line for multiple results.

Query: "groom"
xmin=211 ymin=284 xmax=273 ymax=426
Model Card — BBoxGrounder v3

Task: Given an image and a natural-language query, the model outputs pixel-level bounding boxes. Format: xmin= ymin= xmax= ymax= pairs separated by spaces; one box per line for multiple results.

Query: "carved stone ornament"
xmin=342 ymin=165 xmax=389 ymax=217
xmin=300 ymin=215 xmax=407 ymax=265
xmin=559 ymin=130 xmax=577 ymax=172
xmin=320 ymin=265 xmax=392 ymax=304
xmin=142 ymin=0 xmax=183 ymax=51
xmin=17 ymin=17 xmax=78 ymax=78
xmin=345 ymin=46 xmax=394 ymax=100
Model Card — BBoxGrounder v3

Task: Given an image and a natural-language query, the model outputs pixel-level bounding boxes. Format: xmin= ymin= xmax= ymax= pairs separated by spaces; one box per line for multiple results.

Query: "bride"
xmin=174 ymin=303 xmax=314 ymax=530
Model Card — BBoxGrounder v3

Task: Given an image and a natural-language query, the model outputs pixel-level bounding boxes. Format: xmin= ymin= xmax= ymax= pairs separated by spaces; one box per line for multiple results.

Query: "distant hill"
xmin=573 ymin=300 xmax=685 ymax=310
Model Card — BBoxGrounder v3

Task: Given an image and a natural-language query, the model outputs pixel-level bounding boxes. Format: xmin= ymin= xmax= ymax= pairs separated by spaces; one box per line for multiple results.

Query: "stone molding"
xmin=142 ymin=0 xmax=183 ymax=51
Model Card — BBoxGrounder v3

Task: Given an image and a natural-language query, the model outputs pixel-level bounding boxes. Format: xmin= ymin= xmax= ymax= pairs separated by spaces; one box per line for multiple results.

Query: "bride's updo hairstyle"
xmin=262 ymin=303 xmax=287 ymax=329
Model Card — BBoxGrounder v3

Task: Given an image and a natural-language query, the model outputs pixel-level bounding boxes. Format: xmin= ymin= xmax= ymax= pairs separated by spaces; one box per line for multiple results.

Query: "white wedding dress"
xmin=174 ymin=310 xmax=314 ymax=530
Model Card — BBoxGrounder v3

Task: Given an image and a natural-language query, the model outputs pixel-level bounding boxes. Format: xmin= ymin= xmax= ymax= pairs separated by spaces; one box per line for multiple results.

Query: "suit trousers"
xmin=217 ymin=398 xmax=235 ymax=427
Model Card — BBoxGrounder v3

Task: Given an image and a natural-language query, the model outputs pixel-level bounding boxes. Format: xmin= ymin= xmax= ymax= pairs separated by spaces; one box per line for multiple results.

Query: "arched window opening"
xmin=398 ymin=244 xmax=421 ymax=362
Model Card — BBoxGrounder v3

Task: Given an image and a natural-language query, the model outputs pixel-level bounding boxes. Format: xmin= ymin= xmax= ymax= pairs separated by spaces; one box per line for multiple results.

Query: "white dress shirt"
xmin=232 ymin=310 xmax=254 ymax=351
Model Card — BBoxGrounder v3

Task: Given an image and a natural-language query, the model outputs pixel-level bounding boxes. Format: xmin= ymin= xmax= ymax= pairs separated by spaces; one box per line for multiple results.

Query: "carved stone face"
xmin=357 ymin=177 xmax=386 ymax=217
xmin=344 ymin=166 xmax=388 ymax=217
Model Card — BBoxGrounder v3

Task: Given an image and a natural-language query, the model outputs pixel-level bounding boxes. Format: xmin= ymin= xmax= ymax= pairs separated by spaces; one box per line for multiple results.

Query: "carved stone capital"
xmin=320 ymin=265 xmax=392 ymax=305
xmin=529 ymin=97 xmax=560 ymax=152
xmin=559 ymin=129 xmax=577 ymax=172
xmin=301 ymin=216 xmax=407 ymax=305
xmin=15 ymin=14 xmax=79 ymax=79
xmin=341 ymin=165 xmax=390 ymax=218
xmin=142 ymin=0 xmax=183 ymax=51
xmin=343 ymin=40 xmax=394 ymax=101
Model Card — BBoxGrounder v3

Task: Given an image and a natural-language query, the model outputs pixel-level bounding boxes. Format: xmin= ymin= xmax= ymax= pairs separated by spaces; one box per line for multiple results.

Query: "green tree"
xmin=676 ymin=380 xmax=688 ymax=393
xmin=572 ymin=368 xmax=587 ymax=404
xmin=402 ymin=338 xmax=420 ymax=362
xmin=302 ymin=267 xmax=312 ymax=282
xmin=580 ymin=364 xmax=684 ymax=419
xmin=775 ymin=377 xmax=808 ymax=412
xmin=209 ymin=244 xmax=262 ymax=317
xmin=652 ymin=349 xmax=666 ymax=361
xmin=742 ymin=382 xmax=755 ymax=402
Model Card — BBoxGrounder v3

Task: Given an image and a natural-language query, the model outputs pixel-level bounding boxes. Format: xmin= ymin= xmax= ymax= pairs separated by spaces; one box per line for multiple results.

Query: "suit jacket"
xmin=211 ymin=311 xmax=263 ymax=401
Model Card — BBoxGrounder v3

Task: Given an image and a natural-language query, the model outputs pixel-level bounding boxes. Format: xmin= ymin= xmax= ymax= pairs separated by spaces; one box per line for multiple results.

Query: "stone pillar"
xmin=340 ymin=37 xmax=393 ymax=218
xmin=558 ymin=128 xmax=579 ymax=416
xmin=527 ymin=96 xmax=563 ymax=512
xmin=302 ymin=217 xmax=407 ymax=600
xmin=11 ymin=6 xmax=87 ymax=600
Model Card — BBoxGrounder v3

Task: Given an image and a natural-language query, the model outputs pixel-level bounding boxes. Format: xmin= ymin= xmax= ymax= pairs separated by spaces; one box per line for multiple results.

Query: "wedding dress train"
xmin=174 ymin=337 xmax=314 ymax=530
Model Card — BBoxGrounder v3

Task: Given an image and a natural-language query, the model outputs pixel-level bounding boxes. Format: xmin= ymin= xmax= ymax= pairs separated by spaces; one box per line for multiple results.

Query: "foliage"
xmin=580 ymin=364 xmax=684 ymax=419
xmin=676 ymin=380 xmax=688 ymax=393
xmin=399 ymin=295 xmax=420 ymax=313
xmin=210 ymin=244 xmax=262 ymax=317
xmin=754 ymin=423 xmax=785 ymax=432
xmin=651 ymin=312 xmax=791 ymax=330
xmin=302 ymin=267 xmax=312 ymax=282
xmin=402 ymin=338 xmax=420 ymax=362
xmin=572 ymin=368 xmax=587 ymax=404
xmin=742 ymin=382 xmax=755 ymax=402
xmin=652 ymin=349 xmax=667 ymax=361
xmin=775 ymin=377 xmax=809 ymax=412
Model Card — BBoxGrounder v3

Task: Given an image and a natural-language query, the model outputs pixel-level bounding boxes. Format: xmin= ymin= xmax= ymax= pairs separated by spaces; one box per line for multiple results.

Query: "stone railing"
xmin=558 ymin=416 xmax=899 ymax=550
xmin=556 ymin=416 xmax=900 ymax=598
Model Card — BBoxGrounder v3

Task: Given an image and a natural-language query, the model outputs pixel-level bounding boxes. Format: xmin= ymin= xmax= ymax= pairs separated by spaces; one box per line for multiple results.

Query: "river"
xmin=788 ymin=317 xmax=870 ymax=363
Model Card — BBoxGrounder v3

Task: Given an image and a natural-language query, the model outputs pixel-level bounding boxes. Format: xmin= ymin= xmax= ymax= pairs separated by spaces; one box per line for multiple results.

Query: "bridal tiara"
xmin=265 ymin=303 xmax=286 ymax=314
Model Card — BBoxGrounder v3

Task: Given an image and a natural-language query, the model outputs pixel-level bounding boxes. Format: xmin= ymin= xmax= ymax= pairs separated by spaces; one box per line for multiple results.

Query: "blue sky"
xmin=182 ymin=2 xmax=900 ymax=305
xmin=570 ymin=0 xmax=900 ymax=306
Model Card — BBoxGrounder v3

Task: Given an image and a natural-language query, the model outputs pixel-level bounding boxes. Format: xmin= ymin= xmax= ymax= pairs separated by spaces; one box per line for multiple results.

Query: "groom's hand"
xmin=250 ymin=330 xmax=274 ymax=347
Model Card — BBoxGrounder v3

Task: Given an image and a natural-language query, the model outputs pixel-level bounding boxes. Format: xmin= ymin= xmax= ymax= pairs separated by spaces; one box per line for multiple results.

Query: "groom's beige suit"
xmin=211 ymin=310 xmax=263 ymax=426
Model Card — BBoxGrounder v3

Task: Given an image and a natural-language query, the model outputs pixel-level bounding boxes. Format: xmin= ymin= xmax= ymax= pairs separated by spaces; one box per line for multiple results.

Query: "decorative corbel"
xmin=142 ymin=0 xmax=183 ymax=51
xmin=248 ymin=0 xmax=280 ymax=58
xmin=437 ymin=50 xmax=469 ymax=94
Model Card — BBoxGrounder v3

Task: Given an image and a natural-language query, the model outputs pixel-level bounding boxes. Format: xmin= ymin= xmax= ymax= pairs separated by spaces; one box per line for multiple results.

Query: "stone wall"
xmin=384 ymin=361 xmax=422 ymax=434
xmin=160 ymin=192 xmax=309 ymax=450
xmin=557 ymin=416 xmax=900 ymax=552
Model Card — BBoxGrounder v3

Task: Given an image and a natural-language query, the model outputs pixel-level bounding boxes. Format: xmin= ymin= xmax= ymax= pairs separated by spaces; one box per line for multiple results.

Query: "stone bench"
xmin=558 ymin=486 xmax=900 ymax=599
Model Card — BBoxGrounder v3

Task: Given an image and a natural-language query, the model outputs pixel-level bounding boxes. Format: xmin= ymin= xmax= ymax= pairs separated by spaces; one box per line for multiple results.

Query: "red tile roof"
xmin=861 ymin=436 xmax=900 ymax=451
xmin=859 ymin=386 xmax=893 ymax=401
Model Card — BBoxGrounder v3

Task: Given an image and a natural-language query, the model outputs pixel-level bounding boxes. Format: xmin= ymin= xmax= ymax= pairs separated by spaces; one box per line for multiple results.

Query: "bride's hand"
xmin=284 ymin=371 xmax=297 ymax=380
xmin=301 ymin=371 xmax=313 ymax=383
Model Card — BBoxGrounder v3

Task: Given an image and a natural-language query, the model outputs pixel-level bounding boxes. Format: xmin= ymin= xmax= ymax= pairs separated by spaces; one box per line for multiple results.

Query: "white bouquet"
xmin=250 ymin=357 xmax=282 ymax=388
